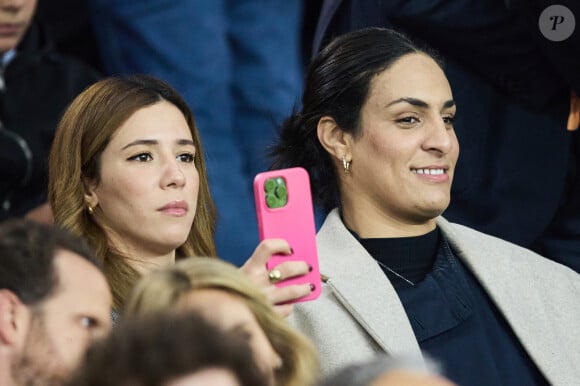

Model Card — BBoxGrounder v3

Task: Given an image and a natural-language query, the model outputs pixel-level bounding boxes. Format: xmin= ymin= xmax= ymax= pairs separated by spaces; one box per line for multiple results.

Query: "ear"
xmin=82 ymin=176 xmax=99 ymax=210
xmin=317 ymin=116 xmax=353 ymax=163
xmin=0 ymin=290 xmax=29 ymax=347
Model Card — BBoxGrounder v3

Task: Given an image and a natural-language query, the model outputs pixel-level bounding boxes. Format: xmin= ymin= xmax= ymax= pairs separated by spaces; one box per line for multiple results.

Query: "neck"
xmin=128 ymin=251 xmax=176 ymax=276
xmin=353 ymin=226 xmax=440 ymax=287
xmin=340 ymin=196 xmax=437 ymax=238
xmin=0 ymin=348 xmax=16 ymax=386
xmin=104 ymin=229 xmax=178 ymax=275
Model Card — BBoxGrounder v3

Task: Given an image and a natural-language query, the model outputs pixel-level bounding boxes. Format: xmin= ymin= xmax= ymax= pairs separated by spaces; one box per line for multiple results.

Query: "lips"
xmin=410 ymin=166 xmax=451 ymax=182
xmin=0 ymin=23 xmax=24 ymax=36
xmin=411 ymin=168 xmax=446 ymax=175
xmin=158 ymin=200 xmax=189 ymax=216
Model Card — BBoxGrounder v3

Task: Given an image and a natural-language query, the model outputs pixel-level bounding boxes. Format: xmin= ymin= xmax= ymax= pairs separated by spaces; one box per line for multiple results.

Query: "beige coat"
xmin=291 ymin=209 xmax=580 ymax=385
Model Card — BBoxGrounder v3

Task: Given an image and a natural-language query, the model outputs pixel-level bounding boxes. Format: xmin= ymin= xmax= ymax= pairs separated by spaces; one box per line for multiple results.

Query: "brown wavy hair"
xmin=125 ymin=257 xmax=320 ymax=386
xmin=48 ymin=75 xmax=216 ymax=311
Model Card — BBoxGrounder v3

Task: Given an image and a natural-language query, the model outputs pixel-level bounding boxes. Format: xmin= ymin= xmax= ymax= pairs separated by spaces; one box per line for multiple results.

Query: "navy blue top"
xmin=357 ymin=228 xmax=549 ymax=386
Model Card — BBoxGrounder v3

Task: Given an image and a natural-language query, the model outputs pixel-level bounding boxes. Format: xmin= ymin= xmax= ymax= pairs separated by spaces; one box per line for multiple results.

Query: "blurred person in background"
xmin=0 ymin=0 xmax=101 ymax=224
xmin=66 ymin=311 xmax=268 ymax=386
xmin=125 ymin=257 xmax=319 ymax=386
xmin=0 ymin=220 xmax=111 ymax=386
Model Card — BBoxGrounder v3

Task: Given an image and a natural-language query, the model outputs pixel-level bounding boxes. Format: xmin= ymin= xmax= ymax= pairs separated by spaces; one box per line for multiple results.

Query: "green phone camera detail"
xmin=264 ymin=177 xmax=288 ymax=208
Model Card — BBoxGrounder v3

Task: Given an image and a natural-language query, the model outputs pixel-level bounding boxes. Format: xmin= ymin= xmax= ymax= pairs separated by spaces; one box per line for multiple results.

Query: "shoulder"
xmin=315 ymin=209 xmax=372 ymax=276
xmin=317 ymin=208 xmax=351 ymax=248
xmin=437 ymin=216 xmax=579 ymax=286
xmin=5 ymin=50 xmax=101 ymax=113
xmin=8 ymin=34 xmax=101 ymax=91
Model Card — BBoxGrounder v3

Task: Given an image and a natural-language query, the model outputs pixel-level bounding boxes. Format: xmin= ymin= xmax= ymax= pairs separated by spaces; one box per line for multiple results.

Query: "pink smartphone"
xmin=253 ymin=167 xmax=321 ymax=303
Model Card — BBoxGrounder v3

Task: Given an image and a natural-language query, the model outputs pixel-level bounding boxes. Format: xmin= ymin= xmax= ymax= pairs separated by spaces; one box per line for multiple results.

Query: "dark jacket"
xmin=0 ymin=20 xmax=101 ymax=220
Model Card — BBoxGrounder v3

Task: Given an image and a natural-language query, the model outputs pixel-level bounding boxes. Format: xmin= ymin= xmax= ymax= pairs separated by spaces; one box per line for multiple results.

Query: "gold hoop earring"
xmin=274 ymin=357 xmax=284 ymax=371
xmin=342 ymin=156 xmax=351 ymax=174
xmin=87 ymin=205 xmax=94 ymax=215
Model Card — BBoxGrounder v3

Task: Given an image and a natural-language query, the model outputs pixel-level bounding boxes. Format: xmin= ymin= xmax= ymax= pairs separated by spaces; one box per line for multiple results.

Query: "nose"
xmin=422 ymin=116 xmax=455 ymax=155
xmin=160 ymin=157 xmax=186 ymax=189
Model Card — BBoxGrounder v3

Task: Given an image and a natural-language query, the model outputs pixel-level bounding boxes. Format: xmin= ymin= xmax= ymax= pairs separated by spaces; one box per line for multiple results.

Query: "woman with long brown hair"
xmin=49 ymin=75 xmax=312 ymax=313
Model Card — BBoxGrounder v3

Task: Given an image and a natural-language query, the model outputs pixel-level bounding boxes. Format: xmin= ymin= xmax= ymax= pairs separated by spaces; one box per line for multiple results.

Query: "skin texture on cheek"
xmin=36 ymin=252 xmax=112 ymax=373
xmin=351 ymin=128 xmax=411 ymax=220
xmin=13 ymin=314 xmax=68 ymax=386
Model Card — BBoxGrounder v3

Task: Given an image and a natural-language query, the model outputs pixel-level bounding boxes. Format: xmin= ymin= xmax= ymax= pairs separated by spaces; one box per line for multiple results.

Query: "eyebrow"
xmin=121 ymin=138 xmax=195 ymax=150
xmin=386 ymin=97 xmax=455 ymax=109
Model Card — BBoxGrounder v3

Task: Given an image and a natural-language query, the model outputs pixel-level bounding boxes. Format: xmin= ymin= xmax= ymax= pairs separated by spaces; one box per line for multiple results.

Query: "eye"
xmin=80 ymin=316 xmax=98 ymax=329
xmin=128 ymin=152 xmax=153 ymax=162
xmin=442 ymin=115 xmax=455 ymax=126
xmin=395 ymin=116 xmax=420 ymax=126
xmin=177 ymin=152 xmax=195 ymax=163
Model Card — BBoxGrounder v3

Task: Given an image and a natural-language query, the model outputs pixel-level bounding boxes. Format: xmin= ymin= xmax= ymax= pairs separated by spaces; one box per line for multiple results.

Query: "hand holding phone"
xmin=253 ymin=167 xmax=321 ymax=303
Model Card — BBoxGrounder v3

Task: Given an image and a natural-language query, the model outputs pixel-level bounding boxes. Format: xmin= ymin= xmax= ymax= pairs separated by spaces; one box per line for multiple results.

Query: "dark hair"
xmin=0 ymin=219 xmax=101 ymax=305
xmin=66 ymin=311 xmax=269 ymax=386
xmin=270 ymin=28 xmax=440 ymax=213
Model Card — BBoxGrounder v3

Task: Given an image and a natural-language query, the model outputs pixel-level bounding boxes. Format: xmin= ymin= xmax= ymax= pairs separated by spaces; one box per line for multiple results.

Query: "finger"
xmin=250 ymin=238 xmax=292 ymax=265
xmin=270 ymin=260 xmax=310 ymax=281
xmin=266 ymin=283 xmax=313 ymax=305
xmin=273 ymin=304 xmax=294 ymax=318
xmin=240 ymin=238 xmax=291 ymax=276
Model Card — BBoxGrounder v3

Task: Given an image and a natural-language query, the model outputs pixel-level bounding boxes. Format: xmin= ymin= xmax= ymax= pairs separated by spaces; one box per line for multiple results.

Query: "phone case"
xmin=253 ymin=167 xmax=321 ymax=303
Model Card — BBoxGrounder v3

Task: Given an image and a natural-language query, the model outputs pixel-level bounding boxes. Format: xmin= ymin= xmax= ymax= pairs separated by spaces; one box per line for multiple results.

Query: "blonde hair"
xmin=49 ymin=75 xmax=216 ymax=310
xmin=126 ymin=257 xmax=319 ymax=386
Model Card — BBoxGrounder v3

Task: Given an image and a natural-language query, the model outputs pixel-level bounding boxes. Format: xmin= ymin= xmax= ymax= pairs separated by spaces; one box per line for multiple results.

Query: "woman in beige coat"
xmin=271 ymin=27 xmax=580 ymax=385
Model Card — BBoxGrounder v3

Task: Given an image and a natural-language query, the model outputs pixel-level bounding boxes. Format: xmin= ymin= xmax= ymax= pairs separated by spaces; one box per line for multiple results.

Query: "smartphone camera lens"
xmin=264 ymin=176 xmax=288 ymax=208
xmin=264 ymin=179 xmax=277 ymax=193
xmin=266 ymin=194 xmax=278 ymax=208
xmin=275 ymin=185 xmax=287 ymax=200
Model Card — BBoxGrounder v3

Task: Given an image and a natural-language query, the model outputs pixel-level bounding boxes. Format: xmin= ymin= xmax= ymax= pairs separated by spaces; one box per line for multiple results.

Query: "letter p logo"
xmin=550 ymin=15 xmax=565 ymax=30
xmin=539 ymin=5 xmax=575 ymax=41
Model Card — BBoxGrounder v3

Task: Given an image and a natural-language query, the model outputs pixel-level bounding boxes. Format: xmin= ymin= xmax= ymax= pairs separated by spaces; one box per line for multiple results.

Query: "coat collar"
xmin=318 ymin=209 xmax=579 ymax=384
xmin=317 ymin=209 xmax=423 ymax=359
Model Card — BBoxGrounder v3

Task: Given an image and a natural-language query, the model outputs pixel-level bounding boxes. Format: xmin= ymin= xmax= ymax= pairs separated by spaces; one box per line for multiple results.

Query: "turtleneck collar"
xmin=349 ymin=226 xmax=440 ymax=288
